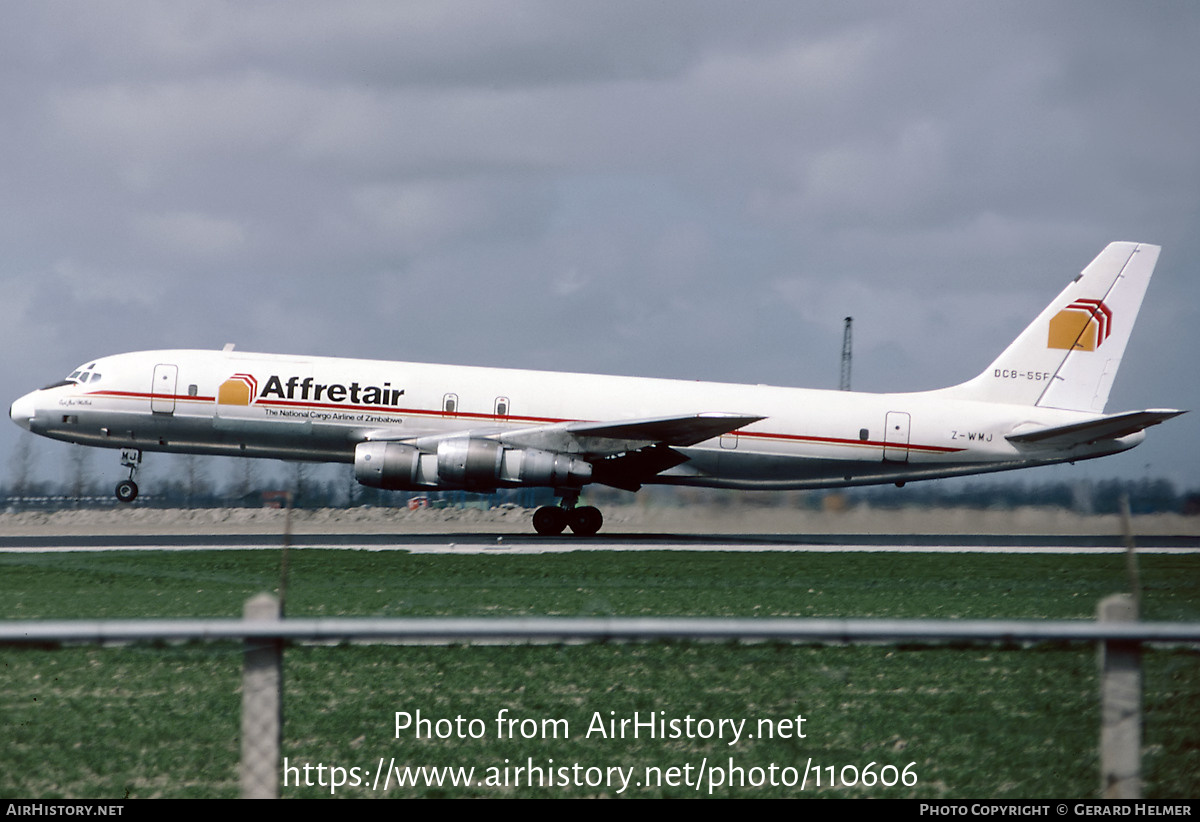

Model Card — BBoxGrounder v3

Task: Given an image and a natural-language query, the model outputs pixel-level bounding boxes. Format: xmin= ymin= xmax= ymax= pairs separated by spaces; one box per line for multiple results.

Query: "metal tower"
xmin=839 ymin=316 xmax=853 ymax=391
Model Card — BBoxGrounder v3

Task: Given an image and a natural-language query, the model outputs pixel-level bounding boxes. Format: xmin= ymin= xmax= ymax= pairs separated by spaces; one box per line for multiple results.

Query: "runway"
xmin=0 ymin=532 xmax=1196 ymax=553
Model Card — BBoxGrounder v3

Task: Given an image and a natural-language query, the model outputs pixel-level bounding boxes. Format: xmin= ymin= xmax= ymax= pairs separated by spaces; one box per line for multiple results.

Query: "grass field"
xmin=2 ymin=548 xmax=1198 ymax=798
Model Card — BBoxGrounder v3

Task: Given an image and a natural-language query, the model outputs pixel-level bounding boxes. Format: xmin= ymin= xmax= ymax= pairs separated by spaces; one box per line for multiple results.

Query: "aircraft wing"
xmin=497 ymin=412 xmax=765 ymax=455
xmin=1006 ymin=409 xmax=1185 ymax=449
xmin=501 ymin=412 xmax=764 ymax=492
xmin=364 ymin=411 xmax=763 ymax=492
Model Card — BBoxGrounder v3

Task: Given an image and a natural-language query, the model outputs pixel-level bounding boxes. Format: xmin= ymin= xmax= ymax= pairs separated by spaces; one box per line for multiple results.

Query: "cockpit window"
xmin=62 ymin=364 xmax=102 ymax=385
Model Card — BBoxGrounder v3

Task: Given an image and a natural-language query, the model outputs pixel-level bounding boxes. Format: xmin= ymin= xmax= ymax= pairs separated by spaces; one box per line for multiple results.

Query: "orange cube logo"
xmin=218 ymin=374 xmax=258 ymax=406
xmin=1048 ymin=299 xmax=1111 ymax=351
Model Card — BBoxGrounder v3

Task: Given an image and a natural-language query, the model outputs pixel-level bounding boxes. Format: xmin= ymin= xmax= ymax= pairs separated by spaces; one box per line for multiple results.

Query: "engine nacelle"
xmin=436 ymin=438 xmax=504 ymax=489
xmin=354 ymin=439 xmax=593 ymax=492
xmin=354 ymin=441 xmax=423 ymax=490
xmin=510 ymin=448 xmax=594 ymax=488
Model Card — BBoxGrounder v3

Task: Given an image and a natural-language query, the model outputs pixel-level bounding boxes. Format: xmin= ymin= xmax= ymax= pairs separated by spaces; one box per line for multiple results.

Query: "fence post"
xmin=241 ymin=593 xmax=282 ymax=799
xmin=1098 ymin=593 xmax=1141 ymax=799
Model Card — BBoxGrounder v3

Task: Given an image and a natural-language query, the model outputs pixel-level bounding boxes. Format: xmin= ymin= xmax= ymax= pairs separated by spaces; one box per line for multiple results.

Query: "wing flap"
xmin=1006 ymin=409 xmax=1185 ymax=449
xmin=591 ymin=444 xmax=691 ymax=491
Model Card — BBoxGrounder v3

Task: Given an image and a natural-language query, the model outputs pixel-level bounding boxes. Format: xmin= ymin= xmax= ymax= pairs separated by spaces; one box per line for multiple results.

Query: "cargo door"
xmin=215 ymin=366 xmax=313 ymax=437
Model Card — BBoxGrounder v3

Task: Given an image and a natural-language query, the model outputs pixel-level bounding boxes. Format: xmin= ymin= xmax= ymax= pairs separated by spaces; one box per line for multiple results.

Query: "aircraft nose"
xmin=9 ymin=391 xmax=37 ymax=431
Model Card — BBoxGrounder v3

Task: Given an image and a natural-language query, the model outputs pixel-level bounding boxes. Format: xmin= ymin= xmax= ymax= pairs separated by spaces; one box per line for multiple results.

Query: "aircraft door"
xmin=883 ymin=411 xmax=911 ymax=462
xmin=151 ymin=364 xmax=179 ymax=414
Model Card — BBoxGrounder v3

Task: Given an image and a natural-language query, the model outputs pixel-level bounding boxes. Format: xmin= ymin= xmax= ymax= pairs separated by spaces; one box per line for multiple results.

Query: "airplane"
xmin=8 ymin=241 xmax=1184 ymax=535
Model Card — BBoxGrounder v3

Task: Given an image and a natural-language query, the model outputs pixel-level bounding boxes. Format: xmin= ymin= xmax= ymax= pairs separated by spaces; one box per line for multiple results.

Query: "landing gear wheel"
xmin=569 ymin=506 xmax=603 ymax=536
xmin=117 ymin=449 xmax=142 ymax=504
xmin=532 ymin=506 xmax=567 ymax=535
xmin=115 ymin=480 xmax=139 ymax=504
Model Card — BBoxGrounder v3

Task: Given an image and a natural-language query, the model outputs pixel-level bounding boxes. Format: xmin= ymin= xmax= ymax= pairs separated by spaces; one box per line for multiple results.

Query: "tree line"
xmin=4 ymin=436 xmax=1197 ymax=514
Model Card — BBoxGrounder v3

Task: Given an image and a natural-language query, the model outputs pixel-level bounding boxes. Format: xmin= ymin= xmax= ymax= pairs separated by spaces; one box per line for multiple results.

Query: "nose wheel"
xmin=115 ymin=448 xmax=142 ymax=504
xmin=532 ymin=490 xmax=603 ymax=536
xmin=115 ymin=479 xmax=139 ymax=503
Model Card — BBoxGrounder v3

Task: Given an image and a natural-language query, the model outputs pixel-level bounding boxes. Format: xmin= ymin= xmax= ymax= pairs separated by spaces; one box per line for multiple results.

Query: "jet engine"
xmin=354 ymin=439 xmax=593 ymax=492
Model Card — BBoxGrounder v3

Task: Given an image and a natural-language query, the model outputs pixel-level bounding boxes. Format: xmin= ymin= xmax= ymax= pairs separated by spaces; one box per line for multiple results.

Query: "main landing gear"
xmin=115 ymin=448 xmax=142 ymax=503
xmin=532 ymin=489 xmax=603 ymax=536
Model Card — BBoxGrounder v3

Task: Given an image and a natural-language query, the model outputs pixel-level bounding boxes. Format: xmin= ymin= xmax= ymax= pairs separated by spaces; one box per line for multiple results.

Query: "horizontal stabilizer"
xmin=1006 ymin=409 xmax=1185 ymax=449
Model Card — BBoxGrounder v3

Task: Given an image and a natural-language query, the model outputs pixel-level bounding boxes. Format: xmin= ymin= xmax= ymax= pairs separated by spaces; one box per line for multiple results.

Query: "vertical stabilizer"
xmin=939 ymin=242 xmax=1160 ymax=412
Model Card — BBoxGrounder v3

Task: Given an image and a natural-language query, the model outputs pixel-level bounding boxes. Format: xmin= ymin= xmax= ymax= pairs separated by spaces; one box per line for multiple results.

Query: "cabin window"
xmin=859 ymin=428 xmax=869 ymax=441
xmin=443 ymin=393 xmax=458 ymax=414
xmin=494 ymin=397 xmax=510 ymax=418
xmin=188 ymin=384 xmax=198 ymax=397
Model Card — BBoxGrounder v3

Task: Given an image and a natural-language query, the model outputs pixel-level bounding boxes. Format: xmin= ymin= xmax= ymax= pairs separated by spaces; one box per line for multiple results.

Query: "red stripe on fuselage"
xmin=88 ymin=390 xmax=216 ymax=403
xmin=84 ymin=390 xmax=966 ymax=455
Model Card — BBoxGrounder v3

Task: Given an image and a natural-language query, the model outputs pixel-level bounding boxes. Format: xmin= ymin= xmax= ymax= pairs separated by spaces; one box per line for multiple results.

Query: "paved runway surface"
xmin=1 ymin=532 xmax=1196 ymax=553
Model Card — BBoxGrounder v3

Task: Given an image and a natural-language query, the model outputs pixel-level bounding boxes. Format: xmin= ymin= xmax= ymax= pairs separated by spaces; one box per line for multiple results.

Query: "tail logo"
xmin=218 ymin=374 xmax=258 ymax=406
xmin=1047 ymin=298 xmax=1112 ymax=351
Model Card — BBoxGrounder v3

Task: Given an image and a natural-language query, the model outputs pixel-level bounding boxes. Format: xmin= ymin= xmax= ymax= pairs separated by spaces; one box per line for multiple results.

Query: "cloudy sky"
xmin=3 ymin=1 xmax=1197 ymax=493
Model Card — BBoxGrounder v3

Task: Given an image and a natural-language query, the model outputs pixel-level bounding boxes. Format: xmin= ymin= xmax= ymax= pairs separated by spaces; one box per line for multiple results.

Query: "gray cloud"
xmin=2 ymin=1 xmax=1196 ymax=489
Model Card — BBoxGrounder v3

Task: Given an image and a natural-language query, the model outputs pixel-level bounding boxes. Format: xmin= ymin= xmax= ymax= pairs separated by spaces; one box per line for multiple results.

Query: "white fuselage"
xmin=10 ymin=348 xmax=1138 ymax=491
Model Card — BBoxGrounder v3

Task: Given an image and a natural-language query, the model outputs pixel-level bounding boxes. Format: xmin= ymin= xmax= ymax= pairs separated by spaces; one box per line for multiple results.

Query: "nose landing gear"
xmin=532 ymin=489 xmax=604 ymax=536
xmin=115 ymin=448 xmax=142 ymax=503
